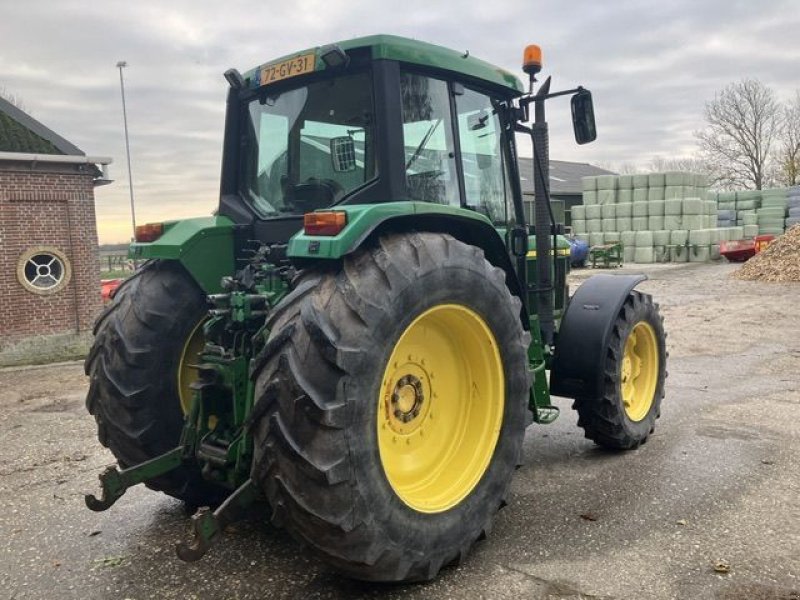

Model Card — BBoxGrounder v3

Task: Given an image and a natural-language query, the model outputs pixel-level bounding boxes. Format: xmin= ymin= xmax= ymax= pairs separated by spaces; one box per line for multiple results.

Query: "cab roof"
xmin=243 ymin=34 xmax=524 ymax=96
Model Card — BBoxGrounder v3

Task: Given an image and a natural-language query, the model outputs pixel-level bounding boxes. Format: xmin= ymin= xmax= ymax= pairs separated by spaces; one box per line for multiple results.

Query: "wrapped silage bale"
xmin=582 ymin=176 xmax=597 ymax=192
xmin=623 ymin=245 xmax=635 ymax=264
xmin=572 ymin=220 xmax=587 ymax=234
xmin=654 ymin=245 xmax=669 ymax=262
xmin=587 ymin=219 xmax=603 ymax=233
xmin=671 ymin=245 xmax=690 ymax=262
xmin=632 ymin=216 xmax=649 ymax=231
xmin=664 ymin=198 xmax=682 ymax=216
xmin=671 ymin=229 xmax=689 ymax=245
xmin=684 ymin=215 xmax=705 ymax=230
xmin=664 ymin=171 xmax=684 ymax=186
xmin=616 ymin=217 xmax=632 ymax=232
xmin=632 ymin=201 xmax=649 ymax=217
xmin=583 ymin=190 xmax=598 ymax=205
xmin=742 ymin=213 xmax=758 ymax=226
xmin=585 ymin=204 xmax=602 ymax=219
xmin=710 ymin=244 xmax=721 ymax=260
xmin=604 ymin=232 xmax=620 ymax=243
xmin=635 ymin=230 xmax=654 ymax=246
xmin=597 ymin=189 xmax=616 ymax=205
xmin=681 ymin=185 xmax=697 ymax=197
xmin=618 ymin=175 xmax=634 ymax=190
xmin=653 ymin=230 xmax=671 ymax=246
xmin=717 ymin=209 xmax=736 ymax=221
xmin=648 ymin=173 xmax=666 ymax=187
xmin=705 ymin=215 xmax=716 ymax=228
xmin=620 ymin=231 xmax=636 ymax=248
xmin=664 ymin=186 xmax=683 ymax=199
xmin=708 ymin=228 xmax=720 ymax=244
xmin=617 ymin=188 xmax=633 ymax=203
xmin=730 ymin=226 xmax=744 ymax=240
xmin=648 ymin=215 xmax=665 ymax=230
xmin=596 ymin=175 xmax=617 ymax=190
xmin=602 ymin=218 xmax=616 ymax=233
xmin=664 ymin=215 xmax=682 ymax=230
xmin=785 ymin=216 xmax=800 ymax=228
xmin=571 ymin=205 xmax=586 ymax=220
xmin=648 ymin=187 xmax=666 ymax=201
xmin=601 ymin=203 xmax=617 ymax=218
xmin=682 ymin=197 xmax=704 ymax=215
xmin=694 ymin=173 xmax=708 ymax=187
xmin=576 ymin=233 xmax=591 ymax=244
xmin=616 ymin=202 xmax=633 ymax=217
xmin=634 ymin=246 xmax=655 ymax=264
xmin=633 ymin=188 xmax=648 ymax=203
xmin=689 ymin=229 xmax=712 ymax=246
xmin=649 ymin=200 xmax=665 ymax=216
xmin=705 ymin=200 xmax=717 ymax=215
xmin=589 ymin=232 xmax=605 ymax=246
xmin=743 ymin=224 xmax=759 ymax=238
xmin=632 ymin=174 xmax=649 ymax=188
xmin=690 ymin=246 xmax=710 ymax=262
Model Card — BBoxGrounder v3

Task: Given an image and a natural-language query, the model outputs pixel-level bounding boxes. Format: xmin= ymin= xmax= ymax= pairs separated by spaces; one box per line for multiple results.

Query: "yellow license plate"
xmin=260 ymin=53 xmax=316 ymax=86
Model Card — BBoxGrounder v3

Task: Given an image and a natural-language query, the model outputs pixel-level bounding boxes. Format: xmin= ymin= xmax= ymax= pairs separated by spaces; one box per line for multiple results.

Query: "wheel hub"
xmin=384 ymin=363 xmax=431 ymax=435
xmin=392 ymin=376 xmax=424 ymax=422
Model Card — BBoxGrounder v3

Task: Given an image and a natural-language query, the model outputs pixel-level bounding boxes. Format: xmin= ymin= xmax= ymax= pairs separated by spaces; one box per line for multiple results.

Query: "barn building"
xmin=0 ymin=96 xmax=111 ymax=362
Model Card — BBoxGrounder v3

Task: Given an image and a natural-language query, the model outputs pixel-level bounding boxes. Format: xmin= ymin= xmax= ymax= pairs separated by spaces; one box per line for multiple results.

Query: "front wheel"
xmin=250 ymin=233 xmax=531 ymax=582
xmin=573 ymin=291 xmax=667 ymax=449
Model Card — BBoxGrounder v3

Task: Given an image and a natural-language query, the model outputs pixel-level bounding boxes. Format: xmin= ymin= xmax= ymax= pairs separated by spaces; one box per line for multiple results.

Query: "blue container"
xmin=568 ymin=238 xmax=589 ymax=267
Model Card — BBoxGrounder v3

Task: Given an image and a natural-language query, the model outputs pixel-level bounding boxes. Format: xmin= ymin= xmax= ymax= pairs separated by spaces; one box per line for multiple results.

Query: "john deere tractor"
xmin=85 ymin=35 xmax=666 ymax=582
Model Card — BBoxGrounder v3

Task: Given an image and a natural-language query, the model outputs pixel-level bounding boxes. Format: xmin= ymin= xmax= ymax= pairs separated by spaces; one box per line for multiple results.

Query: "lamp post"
xmin=116 ymin=60 xmax=136 ymax=241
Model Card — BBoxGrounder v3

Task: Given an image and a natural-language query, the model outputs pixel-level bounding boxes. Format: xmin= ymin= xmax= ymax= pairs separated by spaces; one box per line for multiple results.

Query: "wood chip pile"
xmin=734 ymin=224 xmax=800 ymax=282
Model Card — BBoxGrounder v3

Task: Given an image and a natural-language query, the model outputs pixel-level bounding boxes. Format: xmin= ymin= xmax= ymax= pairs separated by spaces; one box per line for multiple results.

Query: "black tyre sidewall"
xmin=342 ymin=266 xmax=528 ymax=555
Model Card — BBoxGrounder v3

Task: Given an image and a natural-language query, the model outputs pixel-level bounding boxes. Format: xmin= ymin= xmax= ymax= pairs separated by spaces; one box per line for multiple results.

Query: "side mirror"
xmin=330 ymin=136 xmax=357 ymax=172
xmin=510 ymin=226 xmax=529 ymax=257
xmin=571 ymin=89 xmax=597 ymax=145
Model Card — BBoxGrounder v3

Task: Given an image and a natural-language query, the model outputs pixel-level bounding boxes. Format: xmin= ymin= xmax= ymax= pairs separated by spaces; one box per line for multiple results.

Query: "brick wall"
xmin=0 ymin=161 xmax=102 ymax=345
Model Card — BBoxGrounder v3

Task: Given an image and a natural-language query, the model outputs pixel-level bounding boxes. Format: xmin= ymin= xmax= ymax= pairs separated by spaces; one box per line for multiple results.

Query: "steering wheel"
xmin=287 ymin=178 xmax=345 ymax=211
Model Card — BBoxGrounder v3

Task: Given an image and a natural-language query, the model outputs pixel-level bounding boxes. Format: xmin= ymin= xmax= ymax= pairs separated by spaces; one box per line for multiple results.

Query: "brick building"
xmin=0 ymin=96 xmax=111 ymax=353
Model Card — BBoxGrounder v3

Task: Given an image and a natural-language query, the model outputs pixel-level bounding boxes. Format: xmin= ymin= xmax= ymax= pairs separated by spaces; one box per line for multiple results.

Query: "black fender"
xmin=550 ymin=274 xmax=647 ymax=399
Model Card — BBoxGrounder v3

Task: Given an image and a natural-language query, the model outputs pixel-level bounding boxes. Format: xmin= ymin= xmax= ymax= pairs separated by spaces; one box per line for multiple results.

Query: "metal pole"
xmin=116 ymin=61 xmax=136 ymax=239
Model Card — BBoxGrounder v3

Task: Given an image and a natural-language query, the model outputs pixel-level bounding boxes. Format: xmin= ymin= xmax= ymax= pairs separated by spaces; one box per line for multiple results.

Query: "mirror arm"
xmin=519 ymin=85 xmax=585 ymax=112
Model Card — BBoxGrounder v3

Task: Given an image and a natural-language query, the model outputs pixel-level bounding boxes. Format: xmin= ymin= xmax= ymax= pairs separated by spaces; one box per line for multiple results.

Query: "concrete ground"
xmin=1 ymin=262 xmax=798 ymax=600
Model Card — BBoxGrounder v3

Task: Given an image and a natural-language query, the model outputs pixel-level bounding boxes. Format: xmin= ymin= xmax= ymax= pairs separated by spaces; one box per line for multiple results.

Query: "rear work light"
xmin=134 ymin=222 xmax=164 ymax=243
xmin=304 ymin=211 xmax=347 ymax=236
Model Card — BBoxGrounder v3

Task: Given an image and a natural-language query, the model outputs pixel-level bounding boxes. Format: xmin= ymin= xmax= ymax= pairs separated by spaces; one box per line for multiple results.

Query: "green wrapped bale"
xmin=633 ymin=201 xmax=649 ymax=217
xmin=585 ymin=204 xmax=602 ymax=219
xmin=572 ymin=220 xmax=587 ymax=234
xmin=602 ymin=218 xmax=617 ymax=233
xmin=618 ymin=175 xmax=634 ymax=190
xmin=705 ymin=200 xmax=718 ymax=215
xmin=649 ymin=200 xmax=665 ymax=216
xmin=711 ymin=244 xmax=721 ymax=260
xmin=665 ymin=171 xmax=684 ymax=186
xmin=664 ymin=215 xmax=683 ymax=230
xmin=682 ymin=197 xmax=704 ymax=215
xmin=648 ymin=216 xmax=665 ymax=230
xmin=616 ymin=202 xmax=633 ymax=217
xmin=664 ymin=186 xmax=683 ymax=199
xmin=632 ymin=174 xmax=649 ymax=188
xmin=730 ymin=226 xmax=744 ymax=240
xmin=589 ymin=232 xmax=605 ymax=246
xmin=635 ymin=230 xmax=654 ymax=246
xmin=683 ymin=214 xmax=705 ymax=230
xmin=670 ymin=229 xmax=689 ymax=245
xmin=665 ymin=198 xmax=683 ymax=216
xmin=620 ymin=231 xmax=636 ymax=247
xmin=617 ymin=188 xmax=633 ymax=203
xmin=654 ymin=245 xmax=669 ymax=262
xmin=634 ymin=246 xmax=655 ymax=263
xmin=604 ymin=231 xmax=620 ymax=243
xmin=648 ymin=173 xmax=666 ymax=187
xmin=648 ymin=187 xmax=666 ymax=201
xmin=653 ymin=230 xmax=671 ymax=245
xmin=632 ymin=216 xmax=649 ymax=231
xmin=633 ymin=188 xmax=648 ymax=203
xmin=670 ymin=245 xmax=690 ymax=262
xmin=582 ymin=176 xmax=597 ymax=192
xmin=623 ymin=245 xmax=635 ymax=264
xmin=690 ymin=245 xmax=710 ymax=262
xmin=601 ymin=203 xmax=617 ymax=218
xmin=597 ymin=189 xmax=616 ymax=205
xmin=616 ymin=217 xmax=632 ymax=232
xmin=571 ymin=205 xmax=586 ymax=220
xmin=596 ymin=175 xmax=617 ymax=190
xmin=583 ymin=190 xmax=598 ymax=205
xmin=576 ymin=233 xmax=590 ymax=244
xmin=586 ymin=219 xmax=602 ymax=233
xmin=689 ymin=229 xmax=712 ymax=245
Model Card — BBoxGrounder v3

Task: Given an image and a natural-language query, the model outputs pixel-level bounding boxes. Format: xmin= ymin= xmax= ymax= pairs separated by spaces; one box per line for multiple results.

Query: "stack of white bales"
xmin=788 ymin=187 xmax=800 ymax=229
xmin=713 ymin=190 xmax=760 ymax=238
xmin=758 ymin=188 xmax=790 ymax=236
xmin=571 ymin=172 xmax=744 ymax=263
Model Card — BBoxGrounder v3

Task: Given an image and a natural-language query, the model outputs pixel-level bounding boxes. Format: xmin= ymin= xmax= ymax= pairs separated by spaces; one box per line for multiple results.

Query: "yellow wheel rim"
xmin=377 ymin=304 xmax=504 ymax=513
xmin=177 ymin=319 xmax=206 ymax=415
xmin=621 ymin=321 xmax=659 ymax=422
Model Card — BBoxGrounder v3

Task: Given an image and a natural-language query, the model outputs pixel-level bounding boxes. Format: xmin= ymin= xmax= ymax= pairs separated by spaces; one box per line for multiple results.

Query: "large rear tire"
xmin=573 ymin=291 xmax=666 ymax=449
xmin=250 ymin=233 xmax=530 ymax=582
xmin=85 ymin=260 xmax=226 ymax=505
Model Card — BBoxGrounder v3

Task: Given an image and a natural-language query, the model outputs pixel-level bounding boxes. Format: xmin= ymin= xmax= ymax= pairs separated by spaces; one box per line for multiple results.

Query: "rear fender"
xmin=549 ymin=274 xmax=646 ymax=399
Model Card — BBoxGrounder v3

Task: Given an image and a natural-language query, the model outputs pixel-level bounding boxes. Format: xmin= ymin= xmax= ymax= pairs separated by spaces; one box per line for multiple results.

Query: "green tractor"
xmin=85 ymin=35 xmax=666 ymax=582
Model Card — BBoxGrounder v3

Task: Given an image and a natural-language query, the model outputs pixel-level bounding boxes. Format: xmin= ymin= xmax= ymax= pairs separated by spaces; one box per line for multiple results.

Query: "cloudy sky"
xmin=3 ymin=0 xmax=799 ymax=243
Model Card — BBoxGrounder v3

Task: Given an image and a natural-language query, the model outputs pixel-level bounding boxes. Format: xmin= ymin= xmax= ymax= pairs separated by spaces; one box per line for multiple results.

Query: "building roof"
xmin=0 ymin=96 xmax=84 ymax=156
xmin=518 ymin=158 xmax=615 ymax=196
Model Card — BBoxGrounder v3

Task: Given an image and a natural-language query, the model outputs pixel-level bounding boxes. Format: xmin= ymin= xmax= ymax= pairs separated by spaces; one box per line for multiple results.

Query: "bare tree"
xmin=776 ymin=92 xmax=800 ymax=186
xmin=648 ymin=155 xmax=719 ymax=184
xmin=695 ymin=79 xmax=783 ymax=190
xmin=0 ymin=86 xmax=27 ymax=112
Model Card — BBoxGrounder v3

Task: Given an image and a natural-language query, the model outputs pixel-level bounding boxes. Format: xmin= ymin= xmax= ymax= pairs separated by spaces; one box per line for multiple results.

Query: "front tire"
xmin=85 ymin=260 xmax=226 ymax=505
xmin=251 ymin=233 xmax=530 ymax=581
xmin=573 ymin=291 xmax=667 ymax=449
